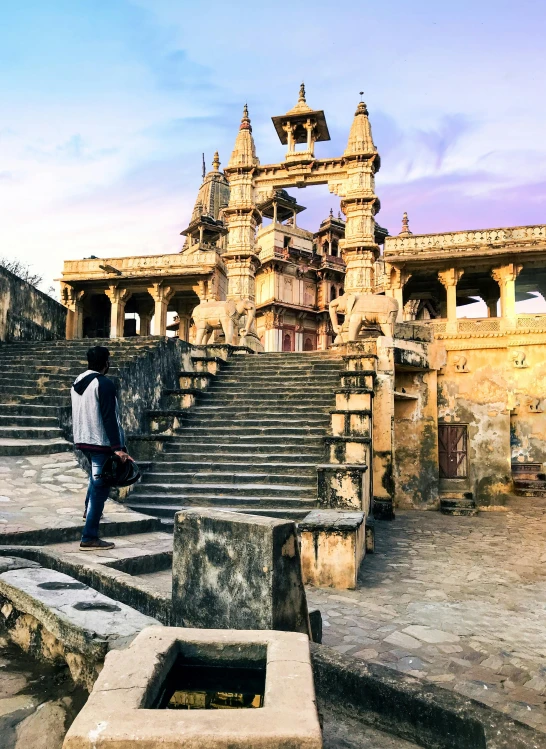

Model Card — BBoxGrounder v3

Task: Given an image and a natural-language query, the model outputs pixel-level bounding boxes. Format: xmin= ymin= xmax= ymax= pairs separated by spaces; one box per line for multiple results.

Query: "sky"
xmin=1 ymin=0 xmax=545 ymax=313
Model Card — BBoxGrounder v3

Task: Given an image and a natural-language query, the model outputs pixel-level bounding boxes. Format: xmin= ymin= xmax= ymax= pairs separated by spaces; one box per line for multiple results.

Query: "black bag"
xmin=99 ymin=454 xmax=141 ymax=487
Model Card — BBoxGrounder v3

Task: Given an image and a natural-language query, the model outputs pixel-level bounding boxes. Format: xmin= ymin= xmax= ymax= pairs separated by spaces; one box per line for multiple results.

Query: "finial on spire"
xmin=329 ymin=207 xmax=334 ymax=218
xmin=338 ymin=211 xmax=342 ymax=220
xmin=240 ymin=103 xmax=252 ymax=132
xmin=202 ymin=153 xmax=206 ymax=180
xmin=400 ymin=211 xmax=412 ymax=236
xmin=359 ymin=91 xmax=364 ymax=101
xmin=299 ymin=82 xmax=306 ymax=103
xmin=212 ymin=151 xmax=220 ymax=171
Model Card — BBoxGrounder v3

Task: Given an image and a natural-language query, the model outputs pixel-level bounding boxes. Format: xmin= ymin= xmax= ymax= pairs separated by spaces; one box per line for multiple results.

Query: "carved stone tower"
xmin=339 ymin=97 xmax=381 ymax=294
xmin=222 ymin=105 xmax=261 ymax=302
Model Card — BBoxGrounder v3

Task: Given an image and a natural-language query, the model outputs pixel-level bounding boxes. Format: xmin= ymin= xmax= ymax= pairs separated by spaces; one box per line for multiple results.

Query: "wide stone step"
xmin=0 ymin=414 xmax=59 ymax=426
xmin=0 ymin=437 xmax=72 ymax=456
xmin=162 ymin=445 xmax=323 ymax=457
xmin=163 ymin=434 xmax=324 ymax=445
xmin=150 ymin=460 xmax=318 ymax=473
xmin=127 ymin=495 xmax=318 ymax=512
xmin=189 ymin=405 xmax=332 ymax=415
xmin=181 ymin=416 xmax=330 ymax=427
xmin=196 ymin=394 xmax=335 ymax=404
xmin=153 ymin=453 xmax=321 ymax=463
xmin=132 ymin=482 xmax=314 ymax=497
xmin=167 ymin=426 xmax=326 ymax=436
xmin=0 ymin=426 xmax=64 ymax=439
xmin=141 ymin=471 xmax=315 ymax=486
xmin=0 ymin=403 xmax=60 ymax=416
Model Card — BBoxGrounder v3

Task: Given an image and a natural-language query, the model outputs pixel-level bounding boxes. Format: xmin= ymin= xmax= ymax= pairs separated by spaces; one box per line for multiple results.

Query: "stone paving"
xmin=307 ymin=499 xmax=546 ymax=732
xmin=2 ymin=453 xmax=546 ymax=732
xmin=0 ymin=453 xmax=149 ymax=537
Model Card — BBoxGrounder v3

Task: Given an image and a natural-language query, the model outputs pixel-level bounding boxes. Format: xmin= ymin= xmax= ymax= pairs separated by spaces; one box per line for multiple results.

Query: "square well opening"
xmin=151 ymin=643 xmax=267 ymax=711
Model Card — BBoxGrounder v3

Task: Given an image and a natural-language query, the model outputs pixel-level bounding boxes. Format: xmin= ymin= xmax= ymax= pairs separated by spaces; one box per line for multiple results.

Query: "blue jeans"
xmin=82 ymin=452 xmax=110 ymax=542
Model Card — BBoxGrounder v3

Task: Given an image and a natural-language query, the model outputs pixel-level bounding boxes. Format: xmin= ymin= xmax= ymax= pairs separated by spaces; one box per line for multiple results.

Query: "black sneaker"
xmin=79 ymin=539 xmax=115 ymax=551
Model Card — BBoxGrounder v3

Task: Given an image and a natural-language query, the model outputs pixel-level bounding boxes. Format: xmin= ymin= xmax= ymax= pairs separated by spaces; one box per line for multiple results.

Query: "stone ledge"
xmin=311 ymin=644 xmax=545 ymax=749
xmin=299 ymin=510 xmax=365 ymax=532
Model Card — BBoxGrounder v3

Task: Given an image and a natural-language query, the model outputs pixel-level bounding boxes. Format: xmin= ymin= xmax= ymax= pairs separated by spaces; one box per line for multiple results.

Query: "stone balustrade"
xmin=423 ymin=314 xmax=546 ymax=338
xmin=384 ymin=224 xmax=546 ymax=259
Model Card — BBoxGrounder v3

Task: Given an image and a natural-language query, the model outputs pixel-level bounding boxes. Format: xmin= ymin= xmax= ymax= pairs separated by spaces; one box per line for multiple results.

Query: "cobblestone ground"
xmin=307 ymin=499 xmax=546 ymax=732
xmin=0 ymin=453 xmax=143 ymax=535
xmin=2 ymin=454 xmax=546 ymax=732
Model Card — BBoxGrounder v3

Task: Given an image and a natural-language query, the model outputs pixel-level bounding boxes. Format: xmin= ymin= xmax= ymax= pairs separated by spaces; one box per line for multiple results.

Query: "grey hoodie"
xmin=71 ymin=370 xmax=125 ymax=451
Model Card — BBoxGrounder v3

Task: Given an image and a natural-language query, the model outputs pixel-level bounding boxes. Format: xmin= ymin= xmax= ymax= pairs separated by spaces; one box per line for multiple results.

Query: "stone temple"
xmin=1 ymin=85 xmax=546 ymax=748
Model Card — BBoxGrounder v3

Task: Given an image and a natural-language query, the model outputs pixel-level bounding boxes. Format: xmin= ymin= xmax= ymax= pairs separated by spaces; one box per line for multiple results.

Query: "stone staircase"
xmin=440 ymin=492 xmax=478 ymax=516
xmin=0 ymin=339 xmax=162 ymax=455
xmin=512 ymin=463 xmax=546 ymax=497
xmin=126 ymin=352 xmax=344 ymax=520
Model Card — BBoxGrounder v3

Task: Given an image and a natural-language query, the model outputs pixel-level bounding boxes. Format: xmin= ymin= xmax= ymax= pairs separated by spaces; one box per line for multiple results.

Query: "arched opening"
xmin=330 ymin=285 xmax=337 ymax=302
xmin=283 ymin=333 xmax=292 ymax=352
xmin=331 ymin=241 xmax=338 ymax=258
xmin=303 ymin=336 xmax=313 ymax=351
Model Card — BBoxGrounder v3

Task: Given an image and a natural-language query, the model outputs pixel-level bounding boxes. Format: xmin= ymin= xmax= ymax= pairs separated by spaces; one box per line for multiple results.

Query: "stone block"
xmin=317 ymin=463 xmax=368 ymax=512
xmin=172 ymin=509 xmax=310 ymax=636
xmin=299 ymin=511 xmax=365 ymax=590
xmin=63 ymin=626 xmax=322 ymax=749
xmin=0 ymin=566 xmax=159 ymax=661
xmin=335 ymin=390 xmax=372 ymax=411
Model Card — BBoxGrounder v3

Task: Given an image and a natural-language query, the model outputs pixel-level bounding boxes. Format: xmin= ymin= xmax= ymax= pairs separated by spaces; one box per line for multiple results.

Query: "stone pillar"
xmin=492 ymin=264 xmax=522 ymax=326
xmin=372 ymin=337 xmax=396 ymax=520
xmin=148 ymin=283 xmax=174 ymax=336
xmin=61 ymin=285 xmax=85 ymax=339
xmin=317 ymin=318 xmax=331 ymax=351
xmin=485 ymin=296 xmax=499 ymax=318
xmin=138 ymin=300 xmax=154 ymax=337
xmin=264 ymin=310 xmax=282 ymax=352
xmin=105 ymin=285 xmax=131 ymax=339
xmin=438 ymin=268 xmax=464 ymax=335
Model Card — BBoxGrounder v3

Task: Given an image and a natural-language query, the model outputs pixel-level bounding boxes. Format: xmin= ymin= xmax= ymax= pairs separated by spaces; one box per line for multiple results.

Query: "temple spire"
xmin=400 ymin=211 xmax=412 ymax=236
xmin=228 ymin=104 xmax=259 ymax=168
xmin=344 ymin=93 xmax=377 ymax=156
xmin=212 ymin=151 xmax=220 ymax=172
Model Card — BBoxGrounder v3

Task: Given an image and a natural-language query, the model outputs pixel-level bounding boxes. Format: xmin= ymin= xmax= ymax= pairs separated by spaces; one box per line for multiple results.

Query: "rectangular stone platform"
xmin=299 ymin=510 xmax=366 ymax=590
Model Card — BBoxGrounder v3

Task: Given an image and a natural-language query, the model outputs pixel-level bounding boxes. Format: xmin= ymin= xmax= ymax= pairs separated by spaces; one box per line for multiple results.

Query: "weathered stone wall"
xmin=59 ymin=338 xmax=187 ymax=443
xmin=0 ymin=266 xmax=66 ymax=342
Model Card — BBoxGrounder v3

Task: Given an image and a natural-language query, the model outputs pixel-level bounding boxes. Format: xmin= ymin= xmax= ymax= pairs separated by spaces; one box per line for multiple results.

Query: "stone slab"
xmin=0 ymin=566 xmax=159 ymax=659
xmin=172 ymin=509 xmax=310 ymax=635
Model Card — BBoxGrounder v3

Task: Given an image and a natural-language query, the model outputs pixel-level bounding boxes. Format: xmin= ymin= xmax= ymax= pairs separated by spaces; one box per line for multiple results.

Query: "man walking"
xmin=71 ymin=345 xmax=132 ymax=550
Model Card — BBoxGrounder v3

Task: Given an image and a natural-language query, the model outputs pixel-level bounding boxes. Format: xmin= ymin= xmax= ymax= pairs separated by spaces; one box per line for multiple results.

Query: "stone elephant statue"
xmin=192 ymin=298 xmax=256 ymax=346
xmin=329 ymin=292 xmax=399 ymax=342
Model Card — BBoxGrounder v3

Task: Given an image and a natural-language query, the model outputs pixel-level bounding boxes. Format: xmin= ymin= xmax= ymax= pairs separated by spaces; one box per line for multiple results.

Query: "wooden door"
xmin=438 ymin=424 xmax=468 ymax=478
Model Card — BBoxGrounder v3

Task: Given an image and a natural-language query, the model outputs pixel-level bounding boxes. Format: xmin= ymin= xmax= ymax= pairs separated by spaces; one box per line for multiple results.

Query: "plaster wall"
xmin=438 ymin=348 xmax=512 ymax=505
xmin=394 ymin=370 xmax=439 ymax=509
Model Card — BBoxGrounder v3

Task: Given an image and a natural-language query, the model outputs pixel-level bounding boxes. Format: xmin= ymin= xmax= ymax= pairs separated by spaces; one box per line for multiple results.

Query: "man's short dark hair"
xmin=87 ymin=346 xmax=110 ymax=372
